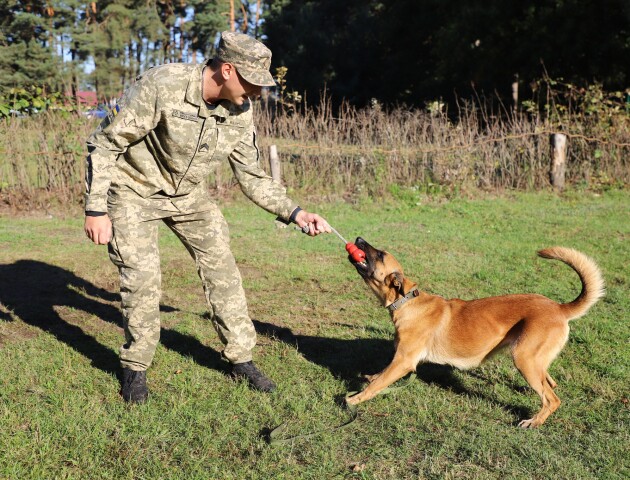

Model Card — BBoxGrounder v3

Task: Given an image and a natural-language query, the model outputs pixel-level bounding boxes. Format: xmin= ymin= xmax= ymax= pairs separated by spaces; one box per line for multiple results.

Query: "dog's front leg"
xmin=346 ymin=352 xmax=415 ymax=405
xmin=362 ymin=372 xmax=382 ymax=383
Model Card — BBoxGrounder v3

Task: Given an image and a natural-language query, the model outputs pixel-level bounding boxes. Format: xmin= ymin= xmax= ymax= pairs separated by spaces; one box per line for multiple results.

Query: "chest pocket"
xmin=210 ymin=119 xmax=248 ymax=162
xmin=180 ymin=117 xmax=248 ymax=188
xmin=157 ymin=112 xmax=203 ymax=158
xmin=195 ymin=127 xmax=218 ymax=160
xmin=180 ymin=126 xmax=218 ymax=186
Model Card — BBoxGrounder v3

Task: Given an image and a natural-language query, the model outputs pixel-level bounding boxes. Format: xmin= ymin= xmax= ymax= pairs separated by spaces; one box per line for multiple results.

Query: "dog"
xmin=346 ymin=238 xmax=604 ymax=428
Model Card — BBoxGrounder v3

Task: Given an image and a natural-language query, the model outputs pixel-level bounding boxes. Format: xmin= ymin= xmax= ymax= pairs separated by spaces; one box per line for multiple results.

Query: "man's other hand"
xmin=84 ymin=215 xmax=113 ymax=245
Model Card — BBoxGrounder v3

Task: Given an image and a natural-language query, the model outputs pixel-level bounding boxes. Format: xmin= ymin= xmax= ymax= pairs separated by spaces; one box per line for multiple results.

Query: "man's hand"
xmin=294 ymin=210 xmax=332 ymax=237
xmin=84 ymin=215 xmax=113 ymax=245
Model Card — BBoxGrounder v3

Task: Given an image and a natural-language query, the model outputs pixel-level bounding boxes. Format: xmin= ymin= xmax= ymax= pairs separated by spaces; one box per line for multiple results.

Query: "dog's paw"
xmin=345 ymin=394 xmax=360 ymax=406
xmin=518 ymin=418 xmax=541 ymax=429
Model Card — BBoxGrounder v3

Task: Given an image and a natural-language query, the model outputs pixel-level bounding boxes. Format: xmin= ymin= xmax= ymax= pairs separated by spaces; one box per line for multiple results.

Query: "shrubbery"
xmin=0 ymin=78 xmax=627 ymax=211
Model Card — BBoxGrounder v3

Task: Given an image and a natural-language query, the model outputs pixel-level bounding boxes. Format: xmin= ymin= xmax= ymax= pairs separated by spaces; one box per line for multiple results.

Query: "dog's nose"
xmin=355 ymin=237 xmax=365 ymax=248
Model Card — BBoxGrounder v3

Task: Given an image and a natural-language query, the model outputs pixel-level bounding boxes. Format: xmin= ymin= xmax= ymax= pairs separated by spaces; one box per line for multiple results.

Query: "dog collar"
xmin=387 ymin=288 xmax=420 ymax=313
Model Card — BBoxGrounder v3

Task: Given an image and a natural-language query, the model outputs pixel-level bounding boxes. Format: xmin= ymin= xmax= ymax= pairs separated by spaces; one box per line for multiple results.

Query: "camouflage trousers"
xmin=107 ymin=186 xmax=256 ymax=371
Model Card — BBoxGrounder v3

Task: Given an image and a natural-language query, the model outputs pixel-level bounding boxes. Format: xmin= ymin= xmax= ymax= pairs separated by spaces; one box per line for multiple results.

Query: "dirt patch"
xmin=0 ymin=185 xmax=244 ymax=219
xmin=54 ymin=304 xmax=123 ymax=336
xmin=0 ymin=319 xmax=40 ymax=347
xmin=0 ymin=189 xmax=84 ymax=219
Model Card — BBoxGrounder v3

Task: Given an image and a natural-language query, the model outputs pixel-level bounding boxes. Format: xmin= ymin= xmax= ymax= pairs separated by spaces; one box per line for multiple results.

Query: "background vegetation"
xmin=1 ymin=191 xmax=628 ymax=479
xmin=1 ymin=76 xmax=628 ymax=211
xmin=0 ymin=0 xmax=254 ymax=102
xmin=1 ymin=0 xmax=627 ymax=207
xmin=1 ymin=0 xmax=628 ymax=109
xmin=265 ymin=0 xmax=630 ymax=107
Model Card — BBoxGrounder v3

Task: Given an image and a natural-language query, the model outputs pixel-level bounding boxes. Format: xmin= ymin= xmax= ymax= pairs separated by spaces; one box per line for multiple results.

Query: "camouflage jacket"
xmin=85 ymin=62 xmax=297 ymax=221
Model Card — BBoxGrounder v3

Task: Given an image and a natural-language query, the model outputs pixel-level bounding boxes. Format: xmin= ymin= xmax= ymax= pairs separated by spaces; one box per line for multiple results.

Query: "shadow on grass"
xmin=253 ymin=319 xmax=532 ymax=421
xmin=0 ymin=260 xmax=532 ymax=419
xmin=0 ymin=260 xmax=121 ymax=375
xmin=160 ymin=324 xmax=227 ymax=374
xmin=0 ymin=260 xmax=227 ymax=377
xmin=252 ymin=319 xmax=393 ymax=390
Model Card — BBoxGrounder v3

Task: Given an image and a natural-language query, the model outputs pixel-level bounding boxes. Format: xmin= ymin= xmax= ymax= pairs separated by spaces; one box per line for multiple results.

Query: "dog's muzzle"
xmin=350 ymin=237 xmax=370 ymax=275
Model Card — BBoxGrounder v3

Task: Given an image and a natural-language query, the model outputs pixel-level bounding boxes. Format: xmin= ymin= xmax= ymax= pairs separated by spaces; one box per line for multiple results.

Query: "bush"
xmin=1 ymin=79 xmax=628 ymax=212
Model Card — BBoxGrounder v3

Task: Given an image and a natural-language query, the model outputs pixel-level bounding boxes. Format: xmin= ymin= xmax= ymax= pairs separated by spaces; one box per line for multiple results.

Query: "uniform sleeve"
xmin=228 ymin=126 xmax=298 ymax=221
xmin=84 ymin=76 xmax=159 ymax=212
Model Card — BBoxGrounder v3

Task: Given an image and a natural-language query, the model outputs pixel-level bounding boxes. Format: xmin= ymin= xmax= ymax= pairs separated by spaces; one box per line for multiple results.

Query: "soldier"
xmin=84 ymin=31 xmax=331 ymax=403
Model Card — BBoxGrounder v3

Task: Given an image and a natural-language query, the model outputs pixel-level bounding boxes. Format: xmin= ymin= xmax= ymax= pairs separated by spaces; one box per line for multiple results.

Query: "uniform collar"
xmin=185 ymin=63 xmax=205 ymax=109
xmin=185 ymin=62 xmax=243 ymax=120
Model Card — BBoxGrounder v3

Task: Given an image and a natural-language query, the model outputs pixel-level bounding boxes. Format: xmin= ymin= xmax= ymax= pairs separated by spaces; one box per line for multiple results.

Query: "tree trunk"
xmin=230 ymin=0 xmax=235 ymax=32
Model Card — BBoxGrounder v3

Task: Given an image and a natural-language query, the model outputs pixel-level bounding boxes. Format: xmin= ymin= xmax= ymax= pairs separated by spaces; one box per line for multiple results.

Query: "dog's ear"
xmin=387 ymin=271 xmax=405 ymax=294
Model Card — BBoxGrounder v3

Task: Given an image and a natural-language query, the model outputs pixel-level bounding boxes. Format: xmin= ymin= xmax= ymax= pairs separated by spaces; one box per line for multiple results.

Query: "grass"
xmin=0 ymin=189 xmax=629 ymax=479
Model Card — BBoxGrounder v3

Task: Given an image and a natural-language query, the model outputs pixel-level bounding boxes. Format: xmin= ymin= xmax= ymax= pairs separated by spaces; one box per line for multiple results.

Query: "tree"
xmin=0 ymin=0 xmax=62 ymax=92
xmin=263 ymin=0 xmax=630 ymax=108
xmin=188 ymin=0 xmax=230 ymax=58
xmin=0 ymin=0 xmax=270 ymax=103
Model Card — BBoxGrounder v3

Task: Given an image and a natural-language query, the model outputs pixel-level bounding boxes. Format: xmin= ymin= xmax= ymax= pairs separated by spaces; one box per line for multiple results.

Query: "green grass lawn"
xmin=0 ymin=189 xmax=628 ymax=479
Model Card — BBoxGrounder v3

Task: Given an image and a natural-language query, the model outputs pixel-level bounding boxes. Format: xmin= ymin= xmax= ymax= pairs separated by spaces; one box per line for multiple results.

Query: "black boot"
xmin=121 ymin=368 xmax=149 ymax=403
xmin=231 ymin=361 xmax=276 ymax=392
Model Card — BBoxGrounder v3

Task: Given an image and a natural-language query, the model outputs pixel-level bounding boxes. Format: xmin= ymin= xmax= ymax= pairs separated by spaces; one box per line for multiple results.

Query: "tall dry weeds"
xmin=254 ymin=91 xmax=629 ymax=198
xmin=0 ymin=88 xmax=627 ymax=211
xmin=0 ymin=112 xmax=93 ymax=211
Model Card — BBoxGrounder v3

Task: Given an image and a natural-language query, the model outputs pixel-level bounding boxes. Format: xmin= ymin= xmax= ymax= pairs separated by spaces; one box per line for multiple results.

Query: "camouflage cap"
xmin=216 ymin=31 xmax=275 ymax=87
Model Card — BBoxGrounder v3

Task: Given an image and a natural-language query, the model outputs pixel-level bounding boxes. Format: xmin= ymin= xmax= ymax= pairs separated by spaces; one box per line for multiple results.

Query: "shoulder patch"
xmin=104 ymin=104 xmax=120 ymax=125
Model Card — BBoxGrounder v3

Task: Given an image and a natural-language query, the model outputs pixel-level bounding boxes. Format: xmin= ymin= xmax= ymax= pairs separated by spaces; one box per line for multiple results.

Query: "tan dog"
xmin=346 ymin=238 xmax=604 ymax=428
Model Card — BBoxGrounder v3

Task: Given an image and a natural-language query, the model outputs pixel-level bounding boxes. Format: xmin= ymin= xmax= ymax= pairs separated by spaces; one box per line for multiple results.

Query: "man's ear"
xmin=221 ymin=62 xmax=235 ymax=81
xmin=387 ymin=271 xmax=405 ymax=294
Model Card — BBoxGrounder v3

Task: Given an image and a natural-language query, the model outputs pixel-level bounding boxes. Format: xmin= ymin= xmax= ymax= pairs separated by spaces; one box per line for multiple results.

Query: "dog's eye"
xmin=376 ymin=251 xmax=385 ymax=261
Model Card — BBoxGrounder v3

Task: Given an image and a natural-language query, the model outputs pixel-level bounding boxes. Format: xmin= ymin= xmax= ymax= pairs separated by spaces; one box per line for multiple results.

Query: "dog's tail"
xmin=537 ymin=246 xmax=605 ymax=321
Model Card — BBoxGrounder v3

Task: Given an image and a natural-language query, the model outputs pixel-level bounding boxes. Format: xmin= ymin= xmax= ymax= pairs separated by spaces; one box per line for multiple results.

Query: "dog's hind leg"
xmin=512 ymin=328 xmax=566 ymax=428
xmin=515 ymin=366 xmax=560 ymax=428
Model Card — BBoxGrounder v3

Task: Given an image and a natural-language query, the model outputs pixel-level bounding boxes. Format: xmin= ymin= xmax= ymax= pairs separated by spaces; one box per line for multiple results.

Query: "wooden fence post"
xmin=269 ymin=144 xmax=281 ymax=183
xmin=511 ymin=74 xmax=519 ymax=114
xmin=550 ymin=133 xmax=567 ymax=190
xmin=269 ymin=145 xmax=286 ymax=229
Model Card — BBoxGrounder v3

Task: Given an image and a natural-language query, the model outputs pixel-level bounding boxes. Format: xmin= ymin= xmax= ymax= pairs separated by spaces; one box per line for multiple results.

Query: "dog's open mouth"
xmin=349 ymin=253 xmax=369 ymax=277
xmin=350 ymin=257 xmax=369 ymax=274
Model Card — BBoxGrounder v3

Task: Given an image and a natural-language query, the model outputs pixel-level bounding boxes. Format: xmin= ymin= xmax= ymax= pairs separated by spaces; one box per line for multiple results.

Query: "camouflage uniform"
xmin=85 ymin=33 xmax=296 ymax=371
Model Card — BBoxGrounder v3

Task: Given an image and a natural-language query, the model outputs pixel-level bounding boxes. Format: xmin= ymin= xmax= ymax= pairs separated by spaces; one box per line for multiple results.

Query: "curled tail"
xmin=538 ymin=246 xmax=605 ymax=321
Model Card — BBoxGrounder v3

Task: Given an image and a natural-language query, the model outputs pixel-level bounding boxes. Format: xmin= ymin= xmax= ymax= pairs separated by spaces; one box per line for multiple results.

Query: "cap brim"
xmin=239 ymin=68 xmax=276 ymax=87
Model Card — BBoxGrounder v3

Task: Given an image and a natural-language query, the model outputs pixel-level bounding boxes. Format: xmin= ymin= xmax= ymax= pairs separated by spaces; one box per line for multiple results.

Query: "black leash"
xmin=266 ymin=373 xmax=417 ymax=446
